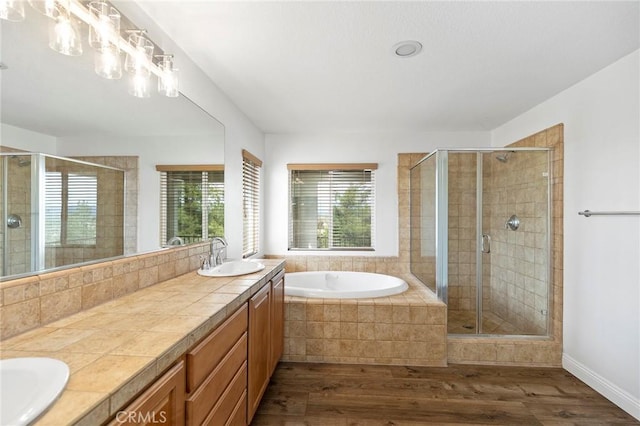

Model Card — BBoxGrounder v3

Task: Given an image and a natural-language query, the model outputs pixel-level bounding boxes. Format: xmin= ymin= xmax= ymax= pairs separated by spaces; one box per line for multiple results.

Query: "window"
xmin=157 ymin=165 xmax=224 ymax=245
xmin=45 ymin=171 xmax=97 ymax=246
xmin=242 ymin=150 xmax=262 ymax=258
xmin=288 ymin=163 xmax=377 ymax=250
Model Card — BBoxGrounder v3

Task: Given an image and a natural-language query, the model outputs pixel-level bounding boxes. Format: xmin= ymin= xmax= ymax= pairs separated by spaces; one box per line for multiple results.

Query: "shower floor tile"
xmin=447 ymin=309 xmax=521 ymax=335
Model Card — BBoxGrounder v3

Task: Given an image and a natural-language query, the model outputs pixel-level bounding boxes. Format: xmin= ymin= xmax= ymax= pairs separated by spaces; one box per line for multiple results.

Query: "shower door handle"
xmin=481 ymin=233 xmax=491 ymax=253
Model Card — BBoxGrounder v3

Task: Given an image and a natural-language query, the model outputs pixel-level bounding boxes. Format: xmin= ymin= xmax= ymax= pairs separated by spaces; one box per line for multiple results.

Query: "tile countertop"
xmin=0 ymin=259 xmax=285 ymax=426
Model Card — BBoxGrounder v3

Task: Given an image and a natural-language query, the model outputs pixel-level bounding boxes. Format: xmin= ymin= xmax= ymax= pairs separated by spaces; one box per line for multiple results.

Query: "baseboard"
xmin=563 ymin=353 xmax=640 ymax=421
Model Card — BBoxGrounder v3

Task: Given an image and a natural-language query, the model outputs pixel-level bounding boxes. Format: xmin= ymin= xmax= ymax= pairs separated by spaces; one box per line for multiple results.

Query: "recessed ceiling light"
xmin=392 ymin=40 xmax=422 ymax=58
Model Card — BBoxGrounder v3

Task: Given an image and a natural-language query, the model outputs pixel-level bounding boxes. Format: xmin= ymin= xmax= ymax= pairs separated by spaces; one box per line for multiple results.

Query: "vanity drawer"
xmin=186 ymin=333 xmax=247 ymax=425
xmin=187 ymin=303 xmax=248 ymax=392
xmin=201 ymin=363 xmax=247 ymax=426
xmin=225 ymin=390 xmax=247 ymax=426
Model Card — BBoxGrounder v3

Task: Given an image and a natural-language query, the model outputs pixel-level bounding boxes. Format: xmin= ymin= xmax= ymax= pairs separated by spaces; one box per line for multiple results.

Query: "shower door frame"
xmin=415 ymin=147 xmax=553 ymax=337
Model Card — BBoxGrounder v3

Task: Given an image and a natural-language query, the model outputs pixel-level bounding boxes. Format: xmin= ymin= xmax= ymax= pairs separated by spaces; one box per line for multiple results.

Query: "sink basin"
xmin=197 ymin=260 xmax=265 ymax=277
xmin=0 ymin=357 xmax=69 ymax=426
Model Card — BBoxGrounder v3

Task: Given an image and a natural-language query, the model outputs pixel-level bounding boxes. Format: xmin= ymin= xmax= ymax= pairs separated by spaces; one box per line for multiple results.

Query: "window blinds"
xmin=288 ymin=164 xmax=376 ymax=250
xmin=242 ymin=150 xmax=262 ymax=258
xmin=45 ymin=171 xmax=98 ymax=246
xmin=158 ymin=168 xmax=224 ymax=245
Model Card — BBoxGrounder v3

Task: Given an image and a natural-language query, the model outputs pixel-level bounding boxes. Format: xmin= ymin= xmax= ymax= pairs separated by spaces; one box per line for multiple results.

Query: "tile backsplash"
xmin=0 ymin=243 xmax=208 ymax=340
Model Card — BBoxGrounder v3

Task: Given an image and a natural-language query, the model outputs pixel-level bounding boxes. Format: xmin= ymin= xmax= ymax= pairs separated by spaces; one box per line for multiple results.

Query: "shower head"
xmin=495 ymin=152 xmax=513 ymax=163
xmin=10 ymin=155 xmax=31 ymax=167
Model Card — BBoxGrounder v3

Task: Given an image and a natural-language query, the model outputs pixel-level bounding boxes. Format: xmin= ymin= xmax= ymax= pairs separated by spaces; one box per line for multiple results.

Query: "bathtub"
xmin=285 ymin=271 xmax=408 ymax=299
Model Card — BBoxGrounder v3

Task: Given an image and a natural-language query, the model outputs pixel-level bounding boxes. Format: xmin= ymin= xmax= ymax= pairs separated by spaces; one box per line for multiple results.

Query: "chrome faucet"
xmin=210 ymin=237 xmax=228 ymax=266
xmin=166 ymin=236 xmax=184 ymax=246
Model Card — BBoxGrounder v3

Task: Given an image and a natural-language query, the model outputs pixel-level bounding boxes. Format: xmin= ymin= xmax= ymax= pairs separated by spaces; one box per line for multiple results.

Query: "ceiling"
xmin=138 ymin=1 xmax=639 ymax=134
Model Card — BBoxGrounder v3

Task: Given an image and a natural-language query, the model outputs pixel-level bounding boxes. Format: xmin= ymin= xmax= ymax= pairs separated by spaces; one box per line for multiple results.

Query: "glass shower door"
xmin=410 ymin=148 xmax=551 ymax=336
xmin=480 ymin=150 xmax=550 ymax=335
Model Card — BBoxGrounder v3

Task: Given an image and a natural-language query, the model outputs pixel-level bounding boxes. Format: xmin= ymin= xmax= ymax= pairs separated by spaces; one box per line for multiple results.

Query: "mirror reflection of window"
xmin=158 ymin=166 xmax=224 ymax=246
xmin=45 ymin=171 xmax=98 ymax=246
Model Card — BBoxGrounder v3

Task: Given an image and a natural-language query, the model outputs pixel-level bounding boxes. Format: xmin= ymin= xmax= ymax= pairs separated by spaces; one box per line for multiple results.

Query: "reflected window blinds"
xmin=157 ymin=165 xmax=224 ymax=246
xmin=45 ymin=171 xmax=98 ymax=246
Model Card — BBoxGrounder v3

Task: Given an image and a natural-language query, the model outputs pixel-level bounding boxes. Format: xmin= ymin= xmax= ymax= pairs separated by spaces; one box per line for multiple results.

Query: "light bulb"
xmin=159 ymin=69 xmax=179 ymax=97
xmin=95 ymin=45 xmax=122 ymax=79
xmin=128 ymin=73 xmax=151 ymax=98
xmin=124 ymin=32 xmax=153 ymax=76
xmin=157 ymin=55 xmax=179 ymax=97
xmin=88 ymin=1 xmax=120 ymax=51
xmin=0 ymin=0 xmax=25 ymax=21
xmin=49 ymin=13 xmax=82 ymax=56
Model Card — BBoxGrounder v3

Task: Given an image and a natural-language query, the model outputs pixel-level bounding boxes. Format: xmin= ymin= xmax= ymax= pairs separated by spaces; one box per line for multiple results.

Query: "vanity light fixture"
xmin=17 ymin=0 xmax=180 ymax=97
xmin=0 ymin=0 xmax=25 ymax=22
xmin=392 ymin=40 xmax=423 ymax=58
xmin=157 ymin=54 xmax=179 ymax=98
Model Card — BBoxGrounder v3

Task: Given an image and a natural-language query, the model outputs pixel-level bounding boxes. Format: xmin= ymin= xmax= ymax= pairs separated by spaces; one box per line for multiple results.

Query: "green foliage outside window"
xmin=332 ymin=185 xmax=371 ymax=248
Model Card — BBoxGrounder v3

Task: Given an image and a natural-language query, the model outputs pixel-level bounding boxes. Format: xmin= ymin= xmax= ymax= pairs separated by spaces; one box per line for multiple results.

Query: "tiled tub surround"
xmin=282 ymin=275 xmax=447 ymax=366
xmin=0 ymin=242 xmax=212 ymax=340
xmin=0 ymin=257 xmax=285 ymax=425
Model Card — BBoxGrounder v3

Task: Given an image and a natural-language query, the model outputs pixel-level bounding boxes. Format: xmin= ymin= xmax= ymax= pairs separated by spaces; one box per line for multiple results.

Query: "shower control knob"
xmin=7 ymin=214 xmax=22 ymax=229
xmin=505 ymin=214 xmax=520 ymax=231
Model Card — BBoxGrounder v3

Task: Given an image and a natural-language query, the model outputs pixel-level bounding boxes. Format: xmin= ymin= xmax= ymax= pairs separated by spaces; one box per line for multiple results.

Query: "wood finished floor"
xmin=252 ymin=362 xmax=639 ymax=425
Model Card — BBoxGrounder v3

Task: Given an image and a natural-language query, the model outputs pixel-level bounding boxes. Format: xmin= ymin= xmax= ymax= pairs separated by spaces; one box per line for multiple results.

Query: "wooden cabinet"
xmin=186 ymin=304 xmax=248 ymax=426
xmin=111 ymin=360 xmax=186 ymax=426
xmin=270 ymin=271 xmax=285 ymax=376
xmin=112 ymin=266 xmax=284 ymax=426
xmin=248 ymin=270 xmax=286 ymax=423
xmin=247 ymin=282 xmax=271 ymax=422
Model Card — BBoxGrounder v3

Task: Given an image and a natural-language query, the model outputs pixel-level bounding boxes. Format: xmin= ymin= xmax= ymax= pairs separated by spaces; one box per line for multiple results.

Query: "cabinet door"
xmin=247 ymin=283 xmax=271 ymax=423
xmin=270 ymin=272 xmax=285 ymax=376
xmin=112 ymin=360 xmax=186 ymax=426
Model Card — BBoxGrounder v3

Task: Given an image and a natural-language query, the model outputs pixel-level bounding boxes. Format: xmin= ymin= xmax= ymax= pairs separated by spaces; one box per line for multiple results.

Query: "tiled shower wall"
xmin=447 ymin=154 xmax=479 ymax=314
xmin=72 ymin=156 xmax=138 ymax=255
xmin=2 ymin=156 xmax=33 ymax=276
xmin=483 ymin=151 xmax=549 ymax=334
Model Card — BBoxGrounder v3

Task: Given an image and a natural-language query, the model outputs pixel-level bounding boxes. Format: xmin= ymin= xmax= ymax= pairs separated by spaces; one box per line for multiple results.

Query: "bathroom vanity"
xmin=110 ymin=268 xmax=285 ymax=425
xmin=0 ymin=254 xmax=285 ymax=425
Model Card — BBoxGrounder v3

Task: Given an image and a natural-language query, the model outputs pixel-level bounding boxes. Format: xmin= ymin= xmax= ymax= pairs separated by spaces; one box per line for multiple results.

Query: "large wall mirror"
xmin=0 ymin=5 xmax=224 ymax=280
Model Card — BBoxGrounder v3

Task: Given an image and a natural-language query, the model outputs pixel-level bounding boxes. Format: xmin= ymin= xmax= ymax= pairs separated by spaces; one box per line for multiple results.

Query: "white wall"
xmin=492 ymin=50 xmax=640 ymax=420
xmin=264 ymin=131 xmax=490 ymax=256
xmin=1 ymin=124 xmax=56 ymax=153
xmin=57 ymin=135 xmax=223 ymax=252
